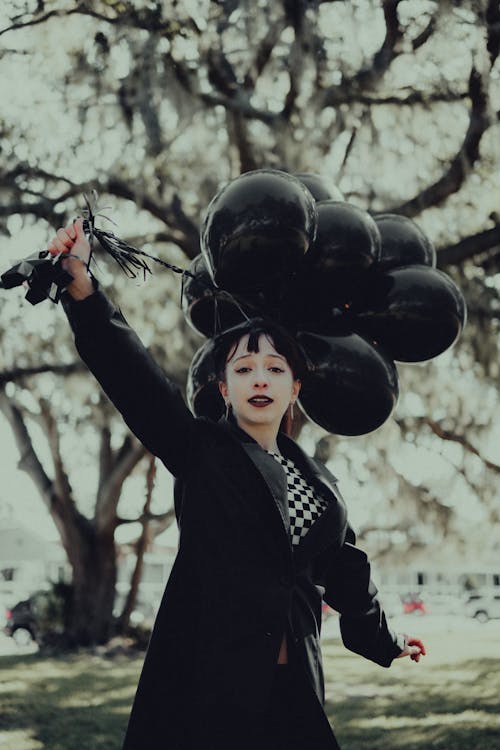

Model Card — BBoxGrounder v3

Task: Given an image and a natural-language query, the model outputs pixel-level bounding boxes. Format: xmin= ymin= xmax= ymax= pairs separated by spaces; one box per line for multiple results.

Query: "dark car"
xmin=4 ymin=597 xmax=37 ymax=646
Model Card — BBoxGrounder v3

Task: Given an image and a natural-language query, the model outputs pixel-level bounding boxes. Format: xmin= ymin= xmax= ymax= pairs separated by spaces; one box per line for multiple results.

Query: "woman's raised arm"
xmin=51 ymin=220 xmax=197 ymax=478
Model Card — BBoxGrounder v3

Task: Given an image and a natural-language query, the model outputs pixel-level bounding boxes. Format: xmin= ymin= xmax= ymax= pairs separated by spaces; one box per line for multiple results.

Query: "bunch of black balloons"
xmin=183 ymin=168 xmax=466 ymax=436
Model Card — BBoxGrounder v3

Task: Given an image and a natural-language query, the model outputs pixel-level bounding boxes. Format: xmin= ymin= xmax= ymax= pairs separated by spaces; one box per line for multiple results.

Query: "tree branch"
xmin=280 ymin=0 xmax=311 ymax=121
xmin=437 ymin=224 xmax=500 ymax=268
xmin=411 ymin=14 xmax=436 ymax=50
xmin=0 ymin=387 xmax=92 ymax=546
xmin=320 ymin=0 xmax=402 ymax=106
xmin=0 ymin=362 xmax=85 ymax=387
xmin=0 ymin=164 xmax=200 ymax=258
xmin=243 ymin=22 xmax=283 ymax=89
xmin=226 ymin=111 xmax=259 ymax=173
xmin=281 ymin=27 xmax=306 ymax=121
xmin=0 ymin=387 xmax=52 ymax=500
xmin=0 ymin=7 xmax=65 ymax=37
xmin=423 ymin=417 xmax=500 ymax=474
xmin=199 ymin=92 xmax=278 ymax=125
xmin=95 ymin=438 xmax=147 ymax=531
xmin=398 ymin=416 xmax=500 ymax=474
xmin=38 ymin=396 xmax=74 ymax=500
xmin=0 ymin=162 xmax=76 ymax=187
xmin=207 ymin=47 xmax=239 ymax=99
xmin=98 ymin=422 xmax=113 ymax=497
xmin=117 ymin=508 xmax=176 ymax=526
xmin=0 ymin=2 xmax=200 ymax=38
xmin=118 ymin=454 xmax=155 ymax=628
xmin=105 ymin=177 xmax=200 ymax=257
xmin=390 ymin=66 xmax=491 ymax=217
xmin=360 ymin=0 xmax=402 ymax=85
xmin=486 ymin=0 xmax=500 ymax=65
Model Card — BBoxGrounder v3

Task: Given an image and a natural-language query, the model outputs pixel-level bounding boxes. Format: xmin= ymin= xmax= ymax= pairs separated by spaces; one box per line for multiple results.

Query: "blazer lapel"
xmin=218 ymin=417 xmax=291 ymax=542
xmin=241 ymin=443 xmax=291 ymax=537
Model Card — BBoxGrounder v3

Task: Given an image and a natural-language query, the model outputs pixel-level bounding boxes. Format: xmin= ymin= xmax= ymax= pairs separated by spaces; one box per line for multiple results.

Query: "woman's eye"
xmin=270 ymin=367 xmax=284 ymax=373
xmin=235 ymin=367 xmax=250 ymax=373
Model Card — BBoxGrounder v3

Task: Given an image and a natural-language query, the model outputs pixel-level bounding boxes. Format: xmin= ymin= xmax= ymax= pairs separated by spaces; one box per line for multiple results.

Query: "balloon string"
xmin=82 ymin=192 xmax=199 ymax=282
xmin=81 ymin=192 xmax=254 ymax=336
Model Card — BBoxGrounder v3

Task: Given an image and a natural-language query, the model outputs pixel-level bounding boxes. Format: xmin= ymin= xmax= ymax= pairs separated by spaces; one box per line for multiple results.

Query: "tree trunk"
xmin=66 ymin=527 xmax=118 ymax=645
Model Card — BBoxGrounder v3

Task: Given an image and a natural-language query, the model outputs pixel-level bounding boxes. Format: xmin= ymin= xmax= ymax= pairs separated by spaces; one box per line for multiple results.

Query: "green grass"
xmin=323 ymin=625 xmax=500 ymax=749
xmin=0 ymin=651 xmax=140 ymax=750
xmin=0 ymin=626 xmax=498 ymax=749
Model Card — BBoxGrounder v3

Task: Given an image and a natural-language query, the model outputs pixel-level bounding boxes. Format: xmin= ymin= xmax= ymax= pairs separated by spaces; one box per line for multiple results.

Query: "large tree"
xmin=0 ymin=0 xmax=498 ymax=644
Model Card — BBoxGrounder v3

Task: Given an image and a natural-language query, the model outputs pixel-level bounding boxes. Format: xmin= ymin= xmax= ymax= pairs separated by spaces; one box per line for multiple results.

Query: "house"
xmin=0 ymin=523 xmax=69 ymax=607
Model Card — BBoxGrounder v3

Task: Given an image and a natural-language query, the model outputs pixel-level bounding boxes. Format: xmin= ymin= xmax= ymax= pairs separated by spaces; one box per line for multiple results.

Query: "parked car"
xmin=402 ymin=592 xmax=427 ymax=615
xmin=464 ymin=593 xmax=500 ymax=623
xmin=3 ymin=597 xmax=37 ymax=646
xmin=3 ymin=585 xmax=69 ymax=646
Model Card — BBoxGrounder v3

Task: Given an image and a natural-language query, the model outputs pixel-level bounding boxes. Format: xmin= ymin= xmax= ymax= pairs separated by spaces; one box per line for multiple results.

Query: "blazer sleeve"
xmin=60 ymin=283 xmax=197 ymax=478
xmin=321 ymin=526 xmax=403 ymax=667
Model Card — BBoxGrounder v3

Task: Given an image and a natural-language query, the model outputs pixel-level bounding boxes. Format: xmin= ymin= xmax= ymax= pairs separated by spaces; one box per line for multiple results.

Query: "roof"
xmin=0 ymin=524 xmax=64 ymax=563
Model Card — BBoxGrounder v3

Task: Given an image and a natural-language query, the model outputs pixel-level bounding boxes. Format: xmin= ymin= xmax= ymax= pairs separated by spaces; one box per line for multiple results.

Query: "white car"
xmin=464 ymin=594 xmax=500 ymax=623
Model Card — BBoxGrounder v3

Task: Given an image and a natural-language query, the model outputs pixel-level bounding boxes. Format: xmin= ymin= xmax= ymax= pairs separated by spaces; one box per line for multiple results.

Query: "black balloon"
xmin=294 ymin=173 xmax=344 ymax=202
xmin=201 ymin=169 xmax=317 ymax=295
xmin=308 ymin=200 xmax=381 ymax=272
xmin=280 ymin=201 xmax=380 ymax=332
xmin=375 ymin=214 xmax=436 ymax=270
xmin=297 ymin=331 xmax=399 ymax=436
xmin=186 ymin=339 xmax=224 ymax=421
xmin=181 ymin=255 xmax=250 ymax=337
xmin=280 ymin=267 xmax=356 ymax=335
xmin=356 ymin=265 xmax=467 ymax=362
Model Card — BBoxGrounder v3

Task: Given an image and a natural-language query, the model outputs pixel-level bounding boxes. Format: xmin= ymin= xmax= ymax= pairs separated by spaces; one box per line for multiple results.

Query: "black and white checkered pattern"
xmin=266 ymin=451 xmax=330 ymax=546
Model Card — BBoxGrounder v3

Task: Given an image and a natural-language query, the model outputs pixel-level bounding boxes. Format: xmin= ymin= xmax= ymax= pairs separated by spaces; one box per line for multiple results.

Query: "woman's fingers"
xmin=409 ymin=646 xmax=421 ymax=662
xmin=56 ymin=227 xmax=74 ymax=247
xmin=407 ymin=637 xmax=426 ymax=662
xmin=48 ymin=238 xmax=69 ymax=255
xmin=73 ymin=217 xmax=86 ymax=239
xmin=48 ymin=219 xmax=88 ymax=257
xmin=408 ymin=637 xmax=426 ymax=655
xmin=395 ymin=634 xmax=426 ymax=662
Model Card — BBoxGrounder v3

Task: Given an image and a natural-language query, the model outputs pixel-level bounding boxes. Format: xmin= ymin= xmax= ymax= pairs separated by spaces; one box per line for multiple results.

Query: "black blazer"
xmin=62 ymin=286 xmax=402 ymax=750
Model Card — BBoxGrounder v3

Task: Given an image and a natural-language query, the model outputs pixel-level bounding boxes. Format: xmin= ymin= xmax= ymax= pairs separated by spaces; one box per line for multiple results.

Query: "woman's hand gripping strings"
xmin=47 ymin=218 xmax=95 ymax=300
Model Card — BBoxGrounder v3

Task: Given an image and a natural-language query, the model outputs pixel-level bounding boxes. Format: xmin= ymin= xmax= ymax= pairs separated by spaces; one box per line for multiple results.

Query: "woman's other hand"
xmin=47 ymin=218 xmax=94 ymax=300
xmin=395 ymin=634 xmax=426 ymax=662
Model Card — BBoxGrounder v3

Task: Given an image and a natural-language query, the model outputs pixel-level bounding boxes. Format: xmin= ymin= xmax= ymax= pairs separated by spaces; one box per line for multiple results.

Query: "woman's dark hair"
xmin=213 ymin=318 xmax=308 ymax=382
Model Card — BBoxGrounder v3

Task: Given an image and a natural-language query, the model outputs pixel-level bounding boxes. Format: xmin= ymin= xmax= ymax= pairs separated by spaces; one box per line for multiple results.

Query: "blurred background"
xmin=0 ymin=1 xmax=498 ymax=747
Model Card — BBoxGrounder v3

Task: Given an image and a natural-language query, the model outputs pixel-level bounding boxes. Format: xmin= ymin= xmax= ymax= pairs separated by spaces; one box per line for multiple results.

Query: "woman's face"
xmin=219 ymin=333 xmax=301 ymax=432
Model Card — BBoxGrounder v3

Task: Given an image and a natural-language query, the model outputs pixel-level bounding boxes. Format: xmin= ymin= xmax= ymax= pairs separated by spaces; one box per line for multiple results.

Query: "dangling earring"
xmin=290 ymin=401 xmax=295 ymax=421
xmin=225 ymin=401 xmax=231 ymax=419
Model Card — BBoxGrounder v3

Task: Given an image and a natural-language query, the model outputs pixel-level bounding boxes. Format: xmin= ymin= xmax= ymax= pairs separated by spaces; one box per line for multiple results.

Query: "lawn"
xmin=0 ymin=649 xmax=138 ymax=750
xmin=323 ymin=618 xmax=500 ymax=749
xmin=0 ymin=620 xmax=498 ymax=749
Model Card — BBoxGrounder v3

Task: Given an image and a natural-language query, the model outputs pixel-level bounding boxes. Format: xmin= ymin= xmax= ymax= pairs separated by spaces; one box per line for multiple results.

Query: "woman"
xmin=49 ymin=219 xmax=425 ymax=749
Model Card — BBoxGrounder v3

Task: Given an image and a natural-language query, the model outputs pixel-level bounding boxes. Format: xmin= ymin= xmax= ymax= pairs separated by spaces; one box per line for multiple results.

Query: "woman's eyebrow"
xmin=233 ymin=353 xmax=286 ymax=363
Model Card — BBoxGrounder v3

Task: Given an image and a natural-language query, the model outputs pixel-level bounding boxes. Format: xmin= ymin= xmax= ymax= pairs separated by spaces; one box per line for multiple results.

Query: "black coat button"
xmin=265 ymin=631 xmax=272 ymax=637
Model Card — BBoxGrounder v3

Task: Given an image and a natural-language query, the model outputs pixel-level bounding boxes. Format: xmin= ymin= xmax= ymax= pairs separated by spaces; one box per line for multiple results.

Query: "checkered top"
xmin=266 ymin=450 xmax=330 ymax=546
